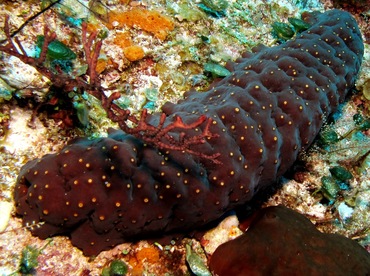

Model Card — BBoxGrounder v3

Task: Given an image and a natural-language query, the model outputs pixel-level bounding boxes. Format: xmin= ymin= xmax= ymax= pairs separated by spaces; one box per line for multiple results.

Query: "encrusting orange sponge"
xmin=123 ymin=45 xmax=145 ymax=61
xmin=107 ymin=8 xmax=174 ymax=40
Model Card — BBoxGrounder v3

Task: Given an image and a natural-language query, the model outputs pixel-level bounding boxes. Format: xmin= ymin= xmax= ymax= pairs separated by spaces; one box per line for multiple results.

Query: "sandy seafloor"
xmin=0 ymin=0 xmax=370 ymax=275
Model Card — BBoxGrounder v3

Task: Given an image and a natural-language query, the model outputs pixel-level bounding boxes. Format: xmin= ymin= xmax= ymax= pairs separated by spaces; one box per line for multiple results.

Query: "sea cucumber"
xmin=14 ymin=9 xmax=364 ymax=256
xmin=209 ymin=206 xmax=370 ymax=275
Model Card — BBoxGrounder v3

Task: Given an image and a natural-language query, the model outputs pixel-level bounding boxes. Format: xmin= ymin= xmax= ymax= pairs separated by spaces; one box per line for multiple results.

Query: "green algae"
xmin=330 ymin=166 xmax=353 ymax=182
xmin=101 ymin=260 xmax=128 ymax=276
xmin=318 ymin=129 xmax=340 ymax=147
xmin=36 ymin=35 xmax=77 ymax=61
xmin=16 ymin=240 xmax=52 ymax=275
xmin=204 ymin=62 xmax=231 ymax=78
xmin=288 ymin=17 xmax=311 ymax=32
xmin=320 ymin=176 xmax=341 ymax=201
xmin=186 ymin=244 xmax=212 ymax=276
xmin=19 ymin=245 xmax=40 ymax=274
xmin=166 ymin=0 xmax=206 ymax=22
xmin=271 ymin=22 xmax=295 ymax=41
xmin=201 ymin=0 xmax=228 ymax=13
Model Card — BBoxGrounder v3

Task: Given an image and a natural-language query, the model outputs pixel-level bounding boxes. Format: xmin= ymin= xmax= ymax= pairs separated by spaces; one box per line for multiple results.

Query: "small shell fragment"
xmin=0 ymin=201 xmax=13 ymax=232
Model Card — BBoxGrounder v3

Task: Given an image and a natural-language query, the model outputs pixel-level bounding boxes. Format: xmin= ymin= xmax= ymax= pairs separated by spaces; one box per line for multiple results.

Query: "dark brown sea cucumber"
xmin=209 ymin=206 xmax=370 ymax=275
xmin=14 ymin=9 xmax=364 ymax=256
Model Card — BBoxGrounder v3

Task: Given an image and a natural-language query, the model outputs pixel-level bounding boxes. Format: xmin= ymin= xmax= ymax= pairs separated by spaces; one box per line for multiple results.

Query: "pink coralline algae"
xmin=14 ymin=9 xmax=364 ymax=255
xmin=209 ymin=206 xmax=370 ymax=275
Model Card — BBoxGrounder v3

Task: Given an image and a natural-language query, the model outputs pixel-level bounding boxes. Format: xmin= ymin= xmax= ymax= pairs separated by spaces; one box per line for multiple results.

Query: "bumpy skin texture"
xmin=209 ymin=206 xmax=370 ymax=275
xmin=14 ymin=10 xmax=364 ymax=256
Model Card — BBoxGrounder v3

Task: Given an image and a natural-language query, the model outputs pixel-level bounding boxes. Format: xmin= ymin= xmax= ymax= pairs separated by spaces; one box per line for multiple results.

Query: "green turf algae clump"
xmin=36 ymin=35 xmax=77 ymax=61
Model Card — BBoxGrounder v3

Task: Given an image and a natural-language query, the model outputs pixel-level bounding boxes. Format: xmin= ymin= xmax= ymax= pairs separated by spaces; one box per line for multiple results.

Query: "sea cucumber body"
xmin=14 ymin=10 xmax=364 ymax=255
